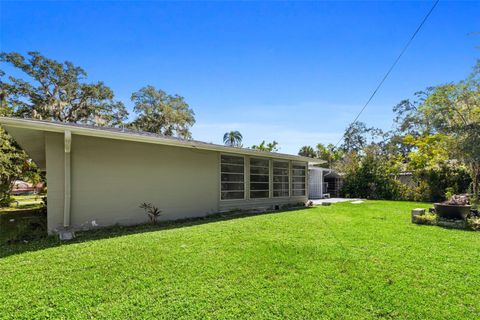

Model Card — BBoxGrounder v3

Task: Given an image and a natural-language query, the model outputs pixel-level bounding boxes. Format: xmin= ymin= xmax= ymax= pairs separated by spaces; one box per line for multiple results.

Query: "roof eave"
xmin=0 ymin=117 xmax=325 ymax=164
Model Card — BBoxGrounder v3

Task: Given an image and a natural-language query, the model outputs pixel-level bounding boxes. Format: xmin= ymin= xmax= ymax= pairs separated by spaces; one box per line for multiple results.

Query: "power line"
xmin=334 ymin=0 xmax=440 ymax=149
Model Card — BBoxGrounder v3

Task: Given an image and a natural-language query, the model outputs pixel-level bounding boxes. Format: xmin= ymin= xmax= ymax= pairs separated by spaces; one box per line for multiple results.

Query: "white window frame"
xmin=272 ymin=160 xmax=290 ymax=198
xmin=291 ymin=162 xmax=307 ymax=197
xmin=249 ymin=157 xmax=270 ymax=199
xmin=220 ymin=154 xmax=246 ymax=201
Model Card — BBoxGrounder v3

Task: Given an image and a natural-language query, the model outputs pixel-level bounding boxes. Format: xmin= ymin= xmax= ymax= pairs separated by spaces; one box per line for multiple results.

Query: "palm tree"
xmin=223 ymin=131 xmax=243 ymax=147
xmin=298 ymin=145 xmax=316 ymax=158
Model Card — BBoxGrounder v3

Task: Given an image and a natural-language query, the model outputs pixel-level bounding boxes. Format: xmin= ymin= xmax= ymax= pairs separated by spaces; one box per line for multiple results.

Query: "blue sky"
xmin=1 ymin=1 xmax=478 ymax=154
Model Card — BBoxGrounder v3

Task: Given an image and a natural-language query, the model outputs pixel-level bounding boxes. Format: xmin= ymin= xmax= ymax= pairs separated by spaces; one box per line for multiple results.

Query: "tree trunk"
xmin=471 ymin=162 xmax=480 ymax=205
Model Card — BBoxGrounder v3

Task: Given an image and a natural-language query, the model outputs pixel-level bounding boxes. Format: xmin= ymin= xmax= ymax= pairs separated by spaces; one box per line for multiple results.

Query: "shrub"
xmin=139 ymin=202 xmax=162 ymax=224
xmin=413 ymin=213 xmax=437 ymax=225
xmin=341 ymin=153 xmax=402 ymax=200
xmin=467 ymin=217 xmax=480 ymax=231
xmin=445 ymin=187 xmax=455 ymax=201
xmin=412 ymin=165 xmax=471 ymax=202
xmin=0 ymin=193 xmax=14 ymax=208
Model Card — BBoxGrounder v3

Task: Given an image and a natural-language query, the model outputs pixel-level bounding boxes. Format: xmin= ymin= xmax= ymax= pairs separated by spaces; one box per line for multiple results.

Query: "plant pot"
xmin=433 ymin=203 xmax=471 ymax=220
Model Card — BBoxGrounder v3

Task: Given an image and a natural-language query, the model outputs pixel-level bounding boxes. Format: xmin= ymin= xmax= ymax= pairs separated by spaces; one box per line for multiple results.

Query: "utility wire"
xmin=334 ymin=0 xmax=440 ymax=149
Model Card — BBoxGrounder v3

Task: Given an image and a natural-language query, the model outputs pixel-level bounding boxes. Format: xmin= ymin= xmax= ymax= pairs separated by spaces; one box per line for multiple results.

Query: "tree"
xmin=316 ymin=143 xmax=343 ymax=168
xmin=340 ymin=121 xmax=383 ymax=153
xmin=0 ymin=52 xmax=128 ymax=126
xmin=252 ymin=140 xmax=279 ymax=152
xmin=341 ymin=145 xmax=402 ymax=200
xmin=0 ymin=103 xmax=40 ymax=207
xmin=385 ymin=92 xmax=432 ymax=159
xmin=298 ymin=145 xmax=315 ymax=158
xmin=129 ymin=86 xmax=195 ymax=139
xmin=418 ymin=61 xmax=480 ymax=202
xmin=223 ymin=131 xmax=243 ymax=147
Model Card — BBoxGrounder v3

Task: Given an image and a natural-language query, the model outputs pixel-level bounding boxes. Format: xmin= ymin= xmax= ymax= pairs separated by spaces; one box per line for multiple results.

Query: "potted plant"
xmin=434 ymin=194 xmax=471 ymax=220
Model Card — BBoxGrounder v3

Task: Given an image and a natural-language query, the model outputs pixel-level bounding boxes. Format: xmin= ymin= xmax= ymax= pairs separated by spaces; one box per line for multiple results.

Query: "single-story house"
xmin=0 ymin=117 xmax=322 ymax=234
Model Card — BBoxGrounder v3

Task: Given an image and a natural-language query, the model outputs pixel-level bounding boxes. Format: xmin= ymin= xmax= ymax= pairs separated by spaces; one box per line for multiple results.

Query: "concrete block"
xmin=59 ymin=230 xmax=75 ymax=241
xmin=411 ymin=208 xmax=426 ymax=223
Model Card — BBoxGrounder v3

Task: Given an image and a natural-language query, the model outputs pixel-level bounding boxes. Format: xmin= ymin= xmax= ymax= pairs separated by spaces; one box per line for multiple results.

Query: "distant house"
xmin=395 ymin=171 xmax=416 ymax=188
xmin=0 ymin=117 xmax=322 ymax=234
xmin=11 ymin=180 xmax=44 ymax=195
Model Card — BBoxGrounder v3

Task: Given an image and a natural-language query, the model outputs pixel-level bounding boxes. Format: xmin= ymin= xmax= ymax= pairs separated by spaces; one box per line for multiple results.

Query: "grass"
xmin=0 ymin=195 xmax=46 ymax=244
xmin=0 ymin=195 xmax=44 ymax=213
xmin=1 ymin=200 xmax=479 ymax=319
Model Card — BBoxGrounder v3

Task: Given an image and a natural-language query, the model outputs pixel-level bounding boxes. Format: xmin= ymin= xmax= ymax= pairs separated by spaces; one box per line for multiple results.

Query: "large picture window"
xmin=250 ymin=158 xmax=269 ymax=198
xmin=221 ymin=155 xmax=245 ymax=200
xmin=291 ymin=163 xmax=306 ymax=196
xmin=273 ymin=161 xmax=289 ymax=197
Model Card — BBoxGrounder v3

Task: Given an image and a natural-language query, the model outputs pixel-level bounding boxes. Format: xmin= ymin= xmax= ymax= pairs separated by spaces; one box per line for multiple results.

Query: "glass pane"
xmin=274 ymin=190 xmax=289 ymax=197
xmin=273 ymin=161 xmax=288 ymax=168
xmin=292 ymin=182 xmax=305 ymax=190
xmin=250 ymin=190 xmax=269 ymax=198
xmin=221 ymin=191 xmax=245 ymax=200
xmin=292 ymin=189 xmax=305 ymax=196
xmin=292 ymin=176 xmax=305 ymax=183
xmin=221 ymin=173 xmax=244 ymax=182
xmin=250 ymin=166 xmax=269 ymax=175
xmin=273 ymin=176 xmax=288 ymax=183
xmin=250 ymin=182 xmax=269 ymax=191
xmin=221 ymin=155 xmax=244 ymax=165
xmin=221 ymin=164 xmax=244 ymax=173
xmin=273 ymin=168 xmax=288 ymax=176
xmin=250 ymin=158 xmax=269 ymax=167
xmin=221 ymin=183 xmax=245 ymax=191
xmin=292 ymin=169 xmax=306 ymax=176
xmin=250 ymin=174 xmax=269 ymax=182
xmin=273 ymin=182 xmax=289 ymax=190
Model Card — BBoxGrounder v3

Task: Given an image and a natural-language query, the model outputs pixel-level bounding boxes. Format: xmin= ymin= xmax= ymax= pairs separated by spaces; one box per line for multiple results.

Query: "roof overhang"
xmin=0 ymin=117 xmax=325 ymax=166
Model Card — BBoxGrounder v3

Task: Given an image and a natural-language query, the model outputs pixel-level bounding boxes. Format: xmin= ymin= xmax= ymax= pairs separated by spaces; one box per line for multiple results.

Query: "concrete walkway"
xmin=310 ymin=198 xmax=361 ymax=205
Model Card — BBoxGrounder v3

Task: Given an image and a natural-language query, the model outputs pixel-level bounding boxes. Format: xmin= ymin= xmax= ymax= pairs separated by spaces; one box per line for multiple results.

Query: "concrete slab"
xmin=309 ymin=198 xmax=361 ymax=205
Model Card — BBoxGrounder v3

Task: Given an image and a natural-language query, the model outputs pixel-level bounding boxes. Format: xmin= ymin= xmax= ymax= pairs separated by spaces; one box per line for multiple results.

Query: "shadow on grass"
xmin=0 ymin=206 xmax=311 ymax=259
xmin=0 ymin=208 xmax=47 ymax=246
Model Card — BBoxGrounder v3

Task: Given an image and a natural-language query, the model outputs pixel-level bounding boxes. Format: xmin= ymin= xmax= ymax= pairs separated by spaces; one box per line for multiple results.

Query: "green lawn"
xmin=1 ymin=201 xmax=479 ymax=319
xmin=0 ymin=195 xmax=44 ymax=213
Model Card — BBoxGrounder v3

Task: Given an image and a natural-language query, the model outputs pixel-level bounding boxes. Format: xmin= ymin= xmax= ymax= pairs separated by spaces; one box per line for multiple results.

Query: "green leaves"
xmin=252 ymin=140 xmax=279 ymax=152
xmin=223 ymin=131 xmax=243 ymax=147
xmin=298 ymin=145 xmax=315 ymax=158
xmin=0 ymin=51 xmax=127 ymax=126
xmin=129 ymin=86 xmax=195 ymax=139
xmin=417 ymin=61 xmax=480 ymax=201
xmin=0 ymin=128 xmax=39 ymax=207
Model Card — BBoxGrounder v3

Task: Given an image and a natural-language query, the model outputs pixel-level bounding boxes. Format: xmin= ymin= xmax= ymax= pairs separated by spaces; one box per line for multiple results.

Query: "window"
xmin=291 ymin=163 xmax=306 ymax=196
xmin=250 ymin=158 xmax=269 ymax=198
xmin=221 ymin=155 xmax=245 ymax=200
xmin=273 ymin=161 xmax=289 ymax=197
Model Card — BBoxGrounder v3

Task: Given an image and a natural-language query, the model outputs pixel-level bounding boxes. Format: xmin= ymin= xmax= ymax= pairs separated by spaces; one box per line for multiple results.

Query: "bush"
xmin=467 ymin=217 xmax=480 ymax=231
xmin=0 ymin=193 xmax=14 ymax=208
xmin=412 ymin=165 xmax=471 ymax=202
xmin=341 ymin=152 xmax=403 ymax=200
xmin=413 ymin=213 xmax=437 ymax=225
xmin=445 ymin=187 xmax=455 ymax=201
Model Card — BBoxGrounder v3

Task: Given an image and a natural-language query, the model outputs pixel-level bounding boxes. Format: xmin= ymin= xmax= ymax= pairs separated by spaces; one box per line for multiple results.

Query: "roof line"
xmin=0 ymin=117 xmax=324 ymax=164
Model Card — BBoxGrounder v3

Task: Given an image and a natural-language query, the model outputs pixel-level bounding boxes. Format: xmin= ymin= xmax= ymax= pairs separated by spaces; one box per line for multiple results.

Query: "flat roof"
xmin=0 ymin=117 xmax=324 ymax=166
